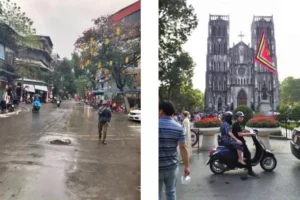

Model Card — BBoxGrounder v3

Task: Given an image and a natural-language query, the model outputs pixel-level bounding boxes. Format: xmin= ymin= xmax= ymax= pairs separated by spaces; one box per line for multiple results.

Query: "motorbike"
xmin=207 ymin=129 xmax=277 ymax=174
xmin=56 ymin=100 xmax=61 ymax=107
xmin=6 ymin=101 xmax=14 ymax=112
xmin=32 ymin=104 xmax=40 ymax=113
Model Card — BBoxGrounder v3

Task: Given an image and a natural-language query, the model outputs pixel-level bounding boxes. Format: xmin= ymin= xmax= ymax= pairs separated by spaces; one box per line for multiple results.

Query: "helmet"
xmin=224 ymin=111 xmax=233 ymax=117
xmin=236 ymin=111 xmax=245 ymax=118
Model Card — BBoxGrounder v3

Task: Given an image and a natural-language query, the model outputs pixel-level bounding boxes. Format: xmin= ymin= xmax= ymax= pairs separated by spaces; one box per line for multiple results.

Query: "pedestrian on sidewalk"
xmin=98 ymin=102 xmax=111 ymax=145
xmin=182 ymin=111 xmax=192 ymax=158
xmin=159 ymin=101 xmax=190 ymax=200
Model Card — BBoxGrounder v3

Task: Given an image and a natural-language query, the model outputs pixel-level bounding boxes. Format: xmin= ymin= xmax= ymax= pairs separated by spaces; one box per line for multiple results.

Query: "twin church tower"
xmin=204 ymin=15 xmax=280 ymax=112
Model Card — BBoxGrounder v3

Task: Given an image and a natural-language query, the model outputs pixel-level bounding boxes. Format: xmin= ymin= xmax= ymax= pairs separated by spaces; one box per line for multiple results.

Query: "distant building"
xmin=205 ymin=15 xmax=280 ymax=112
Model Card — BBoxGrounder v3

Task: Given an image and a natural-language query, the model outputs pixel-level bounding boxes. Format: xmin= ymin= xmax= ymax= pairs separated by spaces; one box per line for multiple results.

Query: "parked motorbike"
xmin=56 ymin=100 xmax=61 ymax=107
xmin=207 ymin=129 xmax=277 ymax=174
xmin=6 ymin=101 xmax=14 ymax=112
xmin=32 ymin=105 xmax=40 ymax=113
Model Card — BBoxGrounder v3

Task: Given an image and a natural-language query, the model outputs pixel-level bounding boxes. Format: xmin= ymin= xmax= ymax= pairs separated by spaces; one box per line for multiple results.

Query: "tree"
xmin=280 ymin=77 xmax=300 ymax=107
xmin=159 ymin=0 xmax=198 ymax=79
xmin=0 ymin=0 xmax=36 ymax=36
xmin=74 ymin=15 xmax=140 ymax=110
xmin=291 ymin=105 xmax=300 ymax=122
xmin=159 ymin=51 xmax=194 ymax=99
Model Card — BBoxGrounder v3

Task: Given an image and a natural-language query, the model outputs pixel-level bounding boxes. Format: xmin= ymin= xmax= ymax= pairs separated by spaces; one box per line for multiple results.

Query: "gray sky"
xmin=184 ymin=0 xmax=299 ymax=92
xmin=14 ymin=0 xmax=137 ymax=59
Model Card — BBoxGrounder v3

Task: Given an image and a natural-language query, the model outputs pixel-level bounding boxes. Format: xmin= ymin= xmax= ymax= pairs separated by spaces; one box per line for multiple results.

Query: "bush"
xmin=246 ymin=116 xmax=279 ymax=128
xmin=233 ymin=106 xmax=253 ymax=125
xmin=291 ymin=105 xmax=300 ymax=122
xmin=276 ymin=106 xmax=289 ymax=122
xmin=194 ymin=118 xmax=222 ymax=128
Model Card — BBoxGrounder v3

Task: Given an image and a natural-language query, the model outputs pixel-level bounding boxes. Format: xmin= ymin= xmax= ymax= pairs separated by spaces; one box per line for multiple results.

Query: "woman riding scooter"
xmin=220 ymin=111 xmax=245 ymax=165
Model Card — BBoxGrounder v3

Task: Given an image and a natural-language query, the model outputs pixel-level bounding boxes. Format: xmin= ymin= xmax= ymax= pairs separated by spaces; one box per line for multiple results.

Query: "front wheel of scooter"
xmin=260 ymin=156 xmax=277 ymax=172
xmin=209 ymin=158 xmax=226 ymax=174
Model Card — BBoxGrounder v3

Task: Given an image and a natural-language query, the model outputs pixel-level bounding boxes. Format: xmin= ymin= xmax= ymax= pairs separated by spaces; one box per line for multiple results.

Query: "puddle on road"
xmin=37 ymin=134 xmax=78 ymax=146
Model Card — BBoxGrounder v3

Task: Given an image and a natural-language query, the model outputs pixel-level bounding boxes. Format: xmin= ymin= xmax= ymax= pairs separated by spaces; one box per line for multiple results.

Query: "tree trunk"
xmin=123 ymin=94 xmax=130 ymax=114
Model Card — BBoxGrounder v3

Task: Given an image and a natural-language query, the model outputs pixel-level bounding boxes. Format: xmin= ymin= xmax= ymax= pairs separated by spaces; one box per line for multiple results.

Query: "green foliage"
xmin=233 ymin=106 xmax=253 ymax=125
xmin=159 ymin=0 xmax=198 ymax=80
xmin=275 ymin=106 xmax=289 ymax=121
xmin=0 ymin=0 xmax=36 ymax=36
xmin=74 ymin=75 xmax=92 ymax=97
xmin=280 ymin=77 xmax=300 ymax=107
xmin=291 ymin=105 xmax=300 ymax=122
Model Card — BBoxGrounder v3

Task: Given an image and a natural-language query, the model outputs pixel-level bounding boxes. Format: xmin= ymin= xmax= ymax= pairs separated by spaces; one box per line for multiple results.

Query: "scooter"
xmin=32 ymin=105 xmax=40 ymax=113
xmin=6 ymin=101 xmax=14 ymax=112
xmin=207 ymin=129 xmax=277 ymax=174
xmin=56 ymin=100 xmax=61 ymax=107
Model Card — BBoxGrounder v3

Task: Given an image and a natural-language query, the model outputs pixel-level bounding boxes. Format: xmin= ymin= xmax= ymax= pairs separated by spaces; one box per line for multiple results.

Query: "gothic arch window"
xmin=223 ymin=27 xmax=227 ymax=36
xmin=215 ymin=44 xmax=218 ymax=54
xmin=217 ymin=27 xmax=221 ymax=36
xmin=212 ymin=26 xmax=216 ymax=36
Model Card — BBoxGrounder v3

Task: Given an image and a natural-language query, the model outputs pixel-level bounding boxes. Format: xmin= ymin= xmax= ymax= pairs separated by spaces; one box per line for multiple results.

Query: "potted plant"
xmin=192 ymin=118 xmax=222 ymax=150
xmin=245 ymin=116 xmax=280 ymax=150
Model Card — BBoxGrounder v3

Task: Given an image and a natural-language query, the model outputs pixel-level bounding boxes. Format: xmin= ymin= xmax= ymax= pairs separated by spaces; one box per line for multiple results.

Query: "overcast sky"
xmin=184 ymin=0 xmax=299 ymax=92
xmin=14 ymin=0 xmax=137 ymax=59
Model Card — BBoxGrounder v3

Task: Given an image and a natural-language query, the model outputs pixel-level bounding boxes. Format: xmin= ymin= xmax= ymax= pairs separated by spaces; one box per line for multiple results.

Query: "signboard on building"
xmin=0 ymin=44 xmax=5 ymax=61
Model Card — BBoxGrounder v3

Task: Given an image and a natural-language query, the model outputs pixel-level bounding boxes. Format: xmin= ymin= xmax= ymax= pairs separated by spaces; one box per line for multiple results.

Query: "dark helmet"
xmin=224 ymin=111 xmax=233 ymax=125
xmin=224 ymin=111 xmax=233 ymax=117
xmin=236 ymin=111 xmax=245 ymax=118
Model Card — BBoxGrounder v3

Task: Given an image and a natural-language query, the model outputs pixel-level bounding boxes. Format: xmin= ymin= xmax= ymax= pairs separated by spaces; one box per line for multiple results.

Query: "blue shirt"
xmin=33 ymin=100 xmax=41 ymax=107
xmin=159 ymin=116 xmax=186 ymax=171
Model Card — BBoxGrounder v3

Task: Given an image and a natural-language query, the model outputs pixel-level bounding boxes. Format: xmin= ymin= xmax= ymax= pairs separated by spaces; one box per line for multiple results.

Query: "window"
xmin=212 ymin=26 xmax=216 ymax=36
xmin=123 ymin=10 xmax=140 ymax=23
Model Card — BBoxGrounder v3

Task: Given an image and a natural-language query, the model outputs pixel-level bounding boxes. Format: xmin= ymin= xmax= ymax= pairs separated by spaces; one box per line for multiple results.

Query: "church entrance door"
xmin=237 ymin=90 xmax=247 ymax=106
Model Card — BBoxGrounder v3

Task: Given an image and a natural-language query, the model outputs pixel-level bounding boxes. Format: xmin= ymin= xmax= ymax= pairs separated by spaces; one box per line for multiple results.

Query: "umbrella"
xmin=33 ymin=94 xmax=41 ymax=97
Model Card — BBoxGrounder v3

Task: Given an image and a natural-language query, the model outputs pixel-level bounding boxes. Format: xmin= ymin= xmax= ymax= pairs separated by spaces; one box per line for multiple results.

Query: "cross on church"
xmin=238 ymin=31 xmax=245 ymax=41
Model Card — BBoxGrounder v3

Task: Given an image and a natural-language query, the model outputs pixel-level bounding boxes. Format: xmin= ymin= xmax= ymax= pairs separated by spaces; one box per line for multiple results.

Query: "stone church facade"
xmin=204 ymin=15 xmax=280 ymax=112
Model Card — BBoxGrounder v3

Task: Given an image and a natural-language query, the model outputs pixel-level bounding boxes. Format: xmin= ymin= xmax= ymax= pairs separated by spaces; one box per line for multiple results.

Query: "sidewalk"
xmin=0 ymin=104 xmax=30 ymax=118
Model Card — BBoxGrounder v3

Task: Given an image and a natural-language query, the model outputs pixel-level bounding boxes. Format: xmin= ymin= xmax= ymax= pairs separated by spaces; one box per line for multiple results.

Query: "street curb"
xmin=270 ymin=136 xmax=291 ymax=140
xmin=0 ymin=109 xmax=21 ymax=117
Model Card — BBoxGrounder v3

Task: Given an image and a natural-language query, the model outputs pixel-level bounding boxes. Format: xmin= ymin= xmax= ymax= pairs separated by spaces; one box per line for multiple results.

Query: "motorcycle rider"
xmin=33 ymin=97 xmax=41 ymax=110
xmin=220 ymin=111 xmax=246 ymax=165
xmin=232 ymin=111 xmax=260 ymax=178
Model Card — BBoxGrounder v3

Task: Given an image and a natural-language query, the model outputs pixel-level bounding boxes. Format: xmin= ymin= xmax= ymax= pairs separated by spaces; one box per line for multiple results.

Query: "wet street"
xmin=0 ymin=101 xmax=140 ymax=200
xmin=174 ymin=139 xmax=300 ymax=200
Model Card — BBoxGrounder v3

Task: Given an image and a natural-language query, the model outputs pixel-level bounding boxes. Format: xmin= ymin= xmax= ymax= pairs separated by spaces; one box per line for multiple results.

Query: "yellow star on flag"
xmin=116 ymin=27 xmax=121 ymax=36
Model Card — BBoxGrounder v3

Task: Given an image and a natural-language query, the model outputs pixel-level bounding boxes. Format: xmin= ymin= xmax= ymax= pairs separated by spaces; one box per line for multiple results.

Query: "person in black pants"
xmin=232 ymin=111 xmax=259 ymax=178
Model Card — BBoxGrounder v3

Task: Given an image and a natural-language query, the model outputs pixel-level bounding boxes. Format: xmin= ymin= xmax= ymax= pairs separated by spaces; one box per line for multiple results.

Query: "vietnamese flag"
xmin=254 ymin=29 xmax=277 ymax=74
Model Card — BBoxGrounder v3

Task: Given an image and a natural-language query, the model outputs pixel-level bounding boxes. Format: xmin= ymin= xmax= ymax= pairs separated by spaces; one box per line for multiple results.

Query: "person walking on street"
xmin=98 ymin=103 xmax=111 ymax=145
xmin=182 ymin=111 xmax=192 ymax=158
xmin=232 ymin=111 xmax=260 ymax=178
xmin=159 ymin=101 xmax=190 ymax=200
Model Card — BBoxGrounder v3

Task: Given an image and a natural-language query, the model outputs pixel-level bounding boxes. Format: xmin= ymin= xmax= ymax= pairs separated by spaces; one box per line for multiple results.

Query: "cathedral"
xmin=204 ymin=15 xmax=280 ymax=112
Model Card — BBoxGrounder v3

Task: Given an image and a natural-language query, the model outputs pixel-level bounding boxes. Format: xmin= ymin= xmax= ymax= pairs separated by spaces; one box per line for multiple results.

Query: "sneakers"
xmin=102 ymin=141 xmax=107 ymax=145
xmin=248 ymin=171 xmax=259 ymax=178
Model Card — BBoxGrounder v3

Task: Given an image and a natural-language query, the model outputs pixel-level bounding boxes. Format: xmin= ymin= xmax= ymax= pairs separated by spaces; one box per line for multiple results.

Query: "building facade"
xmin=205 ymin=15 xmax=280 ymax=112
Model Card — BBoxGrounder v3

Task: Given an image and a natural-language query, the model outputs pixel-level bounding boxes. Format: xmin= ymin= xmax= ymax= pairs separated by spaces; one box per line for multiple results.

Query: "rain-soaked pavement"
xmin=173 ymin=138 xmax=300 ymax=200
xmin=0 ymin=101 xmax=140 ymax=200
